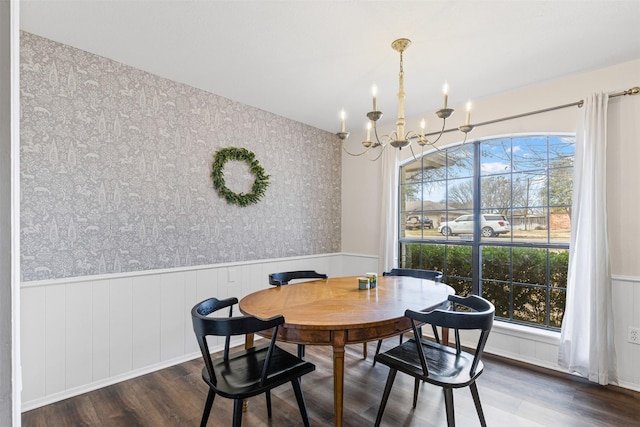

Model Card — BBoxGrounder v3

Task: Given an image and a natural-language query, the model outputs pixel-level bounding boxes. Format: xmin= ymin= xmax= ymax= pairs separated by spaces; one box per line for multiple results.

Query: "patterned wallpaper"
xmin=19 ymin=32 xmax=341 ymax=282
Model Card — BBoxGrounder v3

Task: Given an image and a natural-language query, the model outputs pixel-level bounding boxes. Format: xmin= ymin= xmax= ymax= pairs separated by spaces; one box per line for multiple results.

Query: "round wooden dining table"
xmin=239 ymin=275 xmax=455 ymax=427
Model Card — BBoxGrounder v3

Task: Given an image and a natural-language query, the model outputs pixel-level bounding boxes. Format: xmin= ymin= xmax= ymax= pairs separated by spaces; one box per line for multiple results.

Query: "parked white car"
xmin=438 ymin=214 xmax=511 ymax=237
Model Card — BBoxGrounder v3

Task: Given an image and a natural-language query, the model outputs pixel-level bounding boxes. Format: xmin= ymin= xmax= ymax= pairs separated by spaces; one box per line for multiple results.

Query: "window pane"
xmin=482 ymin=280 xmax=510 ymax=319
xmin=549 ymin=249 xmax=569 ymax=287
xmin=400 ymin=212 xmax=416 ymax=239
xmin=481 ymin=174 xmax=511 ymax=210
xmin=445 ymin=245 xmax=472 ymax=278
xmin=512 ymin=208 xmax=549 ymax=243
xmin=482 ymin=246 xmax=511 ymax=281
xmin=403 ymin=214 xmax=438 ymax=239
xmin=549 ymin=135 xmax=575 ymax=162
xmin=400 ymin=242 xmax=446 ymax=271
xmin=512 ymin=171 xmax=546 ymax=209
xmin=400 ymin=183 xmax=422 ymax=208
xmin=447 ymin=145 xmax=474 ymax=178
xmin=447 ymin=178 xmax=473 ymax=209
xmin=401 ymin=161 xmax=423 ymax=184
xmin=548 ymin=166 xmax=573 ymax=208
xmin=549 ymin=210 xmax=571 ymax=244
xmin=421 ymin=244 xmax=445 ymax=270
xmin=422 ymin=180 xmax=447 ymax=207
xmin=512 ymin=136 xmax=548 ymax=172
xmin=400 ymin=243 xmax=417 ymax=267
xmin=513 ymin=284 xmax=547 ymax=326
xmin=422 ymin=151 xmax=448 ymax=172
xmin=512 ymin=247 xmax=546 ymax=285
xmin=550 ymin=288 xmax=566 ymax=328
xmin=480 ymin=210 xmax=512 ymax=240
xmin=481 ymin=138 xmax=511 ymax=175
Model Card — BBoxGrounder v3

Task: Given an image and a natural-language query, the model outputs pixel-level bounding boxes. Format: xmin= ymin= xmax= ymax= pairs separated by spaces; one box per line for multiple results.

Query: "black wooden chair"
xmin=268 ymin=270 xmax=328 ymax=286
xmin=383 ymin=268 xmax=443 ymax=282
xmin=373 ymin=294 xmax=495 ymax=427
xmin=268 ymin=270 xmax=328 ymax=358
xmin=373 ymin=268 xmax=444 ymax=365
xmin=191 ymin=297 xmax=316 ymax=427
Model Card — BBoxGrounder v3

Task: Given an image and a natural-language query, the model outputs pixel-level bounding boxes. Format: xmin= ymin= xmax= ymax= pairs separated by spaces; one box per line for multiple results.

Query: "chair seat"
xmin=374 ymin=338 xmax=484 ymax=389
xmin=202 ymin=343 xmax=315 ymax=400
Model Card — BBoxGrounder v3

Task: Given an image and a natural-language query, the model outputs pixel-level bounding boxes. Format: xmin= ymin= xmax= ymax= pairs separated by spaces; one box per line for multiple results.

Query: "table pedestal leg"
xmin=332 ymin=330 xmax=346 ymax=427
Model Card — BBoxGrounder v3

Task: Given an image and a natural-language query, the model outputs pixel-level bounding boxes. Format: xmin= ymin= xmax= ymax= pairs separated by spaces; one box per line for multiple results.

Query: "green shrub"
xmin=400 ymin=243 xmax=568 ymax=328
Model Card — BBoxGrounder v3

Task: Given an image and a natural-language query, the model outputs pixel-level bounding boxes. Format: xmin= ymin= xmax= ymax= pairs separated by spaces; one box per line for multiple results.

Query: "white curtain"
xmin=378 ymin=147 xmax=399 ymax=274
xmin=558 ymin=92 xmax=617 ymax=385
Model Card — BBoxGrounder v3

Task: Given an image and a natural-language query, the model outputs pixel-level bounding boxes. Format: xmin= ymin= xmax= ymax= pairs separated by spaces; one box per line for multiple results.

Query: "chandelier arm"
xmin=367 ymin=144 xmax=386 ymax=161
xmin=443 ymin=132 xmax=470 ymax=155
xmin=427 ymin=118 xmax=448 ymax=145
xmin=408 ymin=144 xmax=421 ymax=162
xmin=373 ymin=123 xmax=383 ymax=146
xmin=341 ymin=144 xmax=370 ymax=157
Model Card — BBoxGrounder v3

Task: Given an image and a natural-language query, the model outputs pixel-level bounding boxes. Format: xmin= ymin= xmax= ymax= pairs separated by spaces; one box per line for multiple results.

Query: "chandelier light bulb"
xmin=340 ymin=109 xmax=346 ymax=132
xmin=442 ymin=81 xmax=449 ymax=109
xmin=465 ymin=100 xmax=472 ymax=125
xmin=372 ymin=83 xmax=378 ymax=111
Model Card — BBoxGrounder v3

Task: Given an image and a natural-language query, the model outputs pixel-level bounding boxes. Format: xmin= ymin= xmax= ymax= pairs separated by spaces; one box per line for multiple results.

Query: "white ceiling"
xmin=20 ymin=1 xmax=640 ymax=134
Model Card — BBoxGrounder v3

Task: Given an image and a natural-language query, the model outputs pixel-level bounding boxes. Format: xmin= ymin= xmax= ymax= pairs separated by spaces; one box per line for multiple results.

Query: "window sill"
xmin=492 ymin=320 xmax=561 ymax=346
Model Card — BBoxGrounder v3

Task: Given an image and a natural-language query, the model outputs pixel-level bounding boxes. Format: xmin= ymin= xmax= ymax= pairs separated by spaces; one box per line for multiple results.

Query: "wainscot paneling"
xmin=21 ymin=253 xmax=378 ymax=411
xmin=611 ymin=275 xmax=640 ymax=390
xmin=24 ymin=253 xmax=637 ymax=411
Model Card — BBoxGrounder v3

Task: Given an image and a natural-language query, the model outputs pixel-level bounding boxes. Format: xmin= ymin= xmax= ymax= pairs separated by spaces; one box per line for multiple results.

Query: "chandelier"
xmin=336 ymin=38 xmax=475 ymax=160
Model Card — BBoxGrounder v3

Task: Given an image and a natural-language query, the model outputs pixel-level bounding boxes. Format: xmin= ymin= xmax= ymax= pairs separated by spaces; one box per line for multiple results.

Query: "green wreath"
xmin=211 ymin=147 xmax=270 ymax=207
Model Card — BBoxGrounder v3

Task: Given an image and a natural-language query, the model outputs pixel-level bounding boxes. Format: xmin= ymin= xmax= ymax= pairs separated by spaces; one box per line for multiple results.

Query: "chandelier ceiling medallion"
xmin=336 ymin=38 xmax=475 ymax=161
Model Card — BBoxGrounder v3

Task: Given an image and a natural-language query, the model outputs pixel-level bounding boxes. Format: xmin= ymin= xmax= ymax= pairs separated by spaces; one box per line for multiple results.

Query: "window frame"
xmin=397 ymin=133 xmax=574 ymax=330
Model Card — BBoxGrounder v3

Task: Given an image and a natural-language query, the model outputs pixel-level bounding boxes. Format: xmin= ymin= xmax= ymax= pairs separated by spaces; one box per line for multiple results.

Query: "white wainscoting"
xmin=611 ymin=275 xmax=640 ymax=391
xmin=20 ymin=253 xmax=379 ymax=411
xmin=21 ymin=255 xmax=638 ymax=411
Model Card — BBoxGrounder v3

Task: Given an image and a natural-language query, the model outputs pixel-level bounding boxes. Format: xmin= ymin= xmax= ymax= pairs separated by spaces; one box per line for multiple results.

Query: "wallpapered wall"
xmin=19 ymin=32 xmax=341 ymax=282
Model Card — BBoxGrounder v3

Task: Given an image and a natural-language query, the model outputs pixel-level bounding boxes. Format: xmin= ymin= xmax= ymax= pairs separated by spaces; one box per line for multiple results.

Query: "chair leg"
xmin=200 ymin=389 xmax=215 ymax=427
xmin=297 ymin=344 xmax=305 ymax=359
xmin=413 ymin=378 xmax=420 ymax=408
xmin=291 ymin=378 xmax=311 ymax=427
xmin=265 ymin=390 xmax=272 ymax=418
xmin=362 ymin=342 xmax=367 ymax=359
xmin=374 ymin=369 xmax=397 ymax=427
xmin=443 ymin=388 xmax=455 ymax=427
xmin=399 ymin=332 xmax=404 ymax=345
xmin=470 ymin=382 xmax=487 ymax=427
xmin=373 ymin=339 xmax=383 ymax=366
xmin=232 ymin=399 xmax=243 ymax=427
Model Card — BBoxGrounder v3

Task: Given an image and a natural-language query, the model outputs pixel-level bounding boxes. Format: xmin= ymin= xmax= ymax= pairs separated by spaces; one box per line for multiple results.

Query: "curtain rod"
xmin=425 ymin=86 xmax=640 ymax=137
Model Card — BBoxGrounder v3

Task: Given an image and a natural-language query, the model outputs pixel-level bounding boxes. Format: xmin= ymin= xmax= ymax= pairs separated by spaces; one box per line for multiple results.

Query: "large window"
xmin=399 ymin=135 xmax=574 ymax=329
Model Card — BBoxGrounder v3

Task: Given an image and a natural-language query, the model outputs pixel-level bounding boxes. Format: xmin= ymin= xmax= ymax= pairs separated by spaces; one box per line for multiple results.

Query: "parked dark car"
xmin=405 ymin=215 xmax=434 ymax=230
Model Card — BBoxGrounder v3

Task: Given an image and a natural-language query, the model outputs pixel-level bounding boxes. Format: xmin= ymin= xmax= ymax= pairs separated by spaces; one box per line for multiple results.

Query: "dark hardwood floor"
xmin=22 ymin=341 xmax=640 ymax=426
